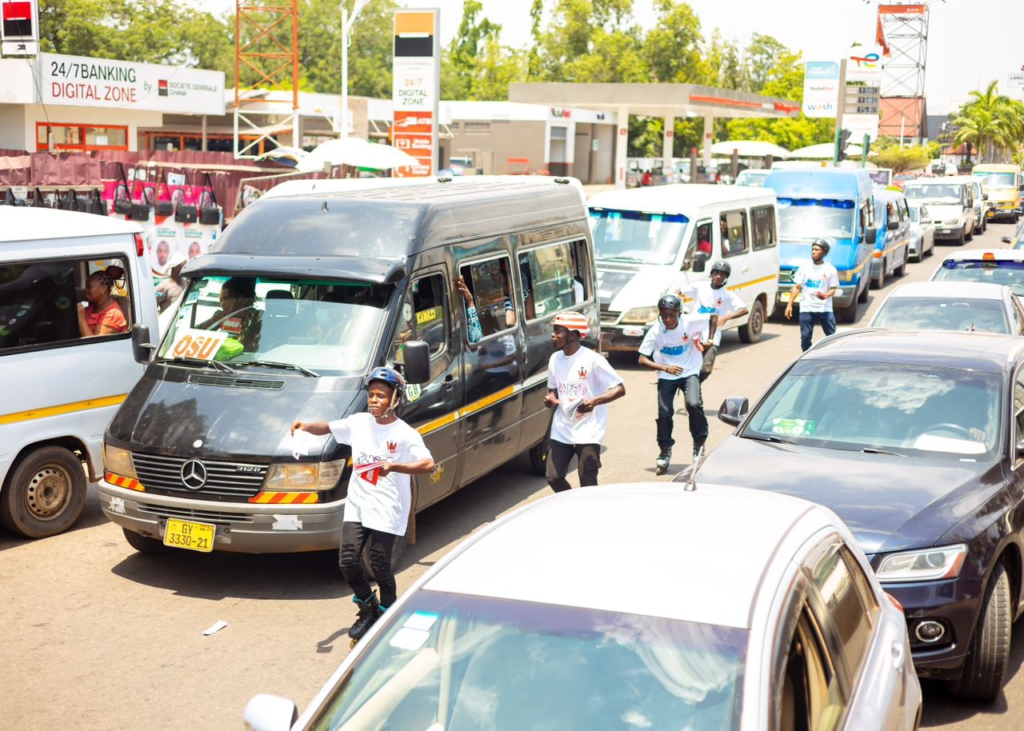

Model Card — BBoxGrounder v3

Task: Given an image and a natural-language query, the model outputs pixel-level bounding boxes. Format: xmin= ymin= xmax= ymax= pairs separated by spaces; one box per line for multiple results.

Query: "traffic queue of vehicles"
xmin=3 ymin=166 xmax=1023 ymax=728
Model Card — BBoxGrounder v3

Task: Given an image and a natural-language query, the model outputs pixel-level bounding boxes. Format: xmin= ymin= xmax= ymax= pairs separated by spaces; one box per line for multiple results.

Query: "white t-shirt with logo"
xmin=794 ymin=261 xmax=840 ymax=313
xmin=639 ymin=315 xmax=706 ymax=380
xmin=547 ymin=347 xmax=624 ymax=446
xmin=678 ymin=282 xmax=747 ymax=346
xmin=328 ymin=413 xmax=432 ymax=536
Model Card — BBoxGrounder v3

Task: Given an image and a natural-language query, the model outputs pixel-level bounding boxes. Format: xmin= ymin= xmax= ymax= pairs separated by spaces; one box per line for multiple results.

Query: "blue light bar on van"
xmin=777 ymin=198 xmax=855 ymax=209
xmin=589 ymin=209 xmax=690 ymax=224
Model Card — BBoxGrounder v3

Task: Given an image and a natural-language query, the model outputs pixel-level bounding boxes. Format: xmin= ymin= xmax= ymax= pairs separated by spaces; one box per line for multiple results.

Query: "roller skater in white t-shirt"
xmin=785 ymin=239 xmax=839 ymax=352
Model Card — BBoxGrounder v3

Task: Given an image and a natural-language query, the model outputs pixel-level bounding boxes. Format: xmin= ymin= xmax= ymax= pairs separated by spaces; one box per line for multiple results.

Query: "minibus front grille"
xmin=132 ymin=453 xmax=267 ymax=498
xmin=138 ymin=503 xmax=255 ymax=525
xmin=187 ymin=374 xmax=286 ymax=390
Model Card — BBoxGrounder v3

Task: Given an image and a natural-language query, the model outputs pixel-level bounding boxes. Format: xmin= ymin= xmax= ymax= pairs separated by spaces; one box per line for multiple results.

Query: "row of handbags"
xmin=1 ymin=187 xmax=107 ymax=215
xmin=113 ymin=164 xmax=220 ymax=224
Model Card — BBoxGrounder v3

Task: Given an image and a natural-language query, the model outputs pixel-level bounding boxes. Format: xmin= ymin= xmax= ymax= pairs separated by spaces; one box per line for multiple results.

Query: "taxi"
xmin=930 ymin=249 xmax=1024 ymax=300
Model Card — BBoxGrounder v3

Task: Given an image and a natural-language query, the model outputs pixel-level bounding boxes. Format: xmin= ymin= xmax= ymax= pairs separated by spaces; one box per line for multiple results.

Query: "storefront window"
xmin=36 ymin=124 xmax=128 ymax=152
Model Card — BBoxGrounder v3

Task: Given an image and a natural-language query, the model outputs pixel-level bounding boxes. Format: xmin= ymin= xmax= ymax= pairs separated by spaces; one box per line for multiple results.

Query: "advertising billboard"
xmin=392 ymin=10 xmax=439 ymax=178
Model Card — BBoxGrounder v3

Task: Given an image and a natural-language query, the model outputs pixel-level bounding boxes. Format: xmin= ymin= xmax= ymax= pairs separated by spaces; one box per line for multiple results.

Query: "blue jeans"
xmin=799 ymin=311 xmax=836 ymax=352
xmin=656 ymin=375 xmax=708 ymax=449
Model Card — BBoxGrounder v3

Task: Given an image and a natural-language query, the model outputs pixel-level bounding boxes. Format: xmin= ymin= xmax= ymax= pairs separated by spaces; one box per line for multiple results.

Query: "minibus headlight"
xmin=263 ymin=459 xmax=346 ymax=492
xmin=876 ymin=544 xmax=968 ymax=583
xmin=621 ymin=306 xmax=659 ymax=325
xmin=103 ymin=444 xmax=137 ymax=479
xmin=945 ymin=218 xmax=961 ymax=225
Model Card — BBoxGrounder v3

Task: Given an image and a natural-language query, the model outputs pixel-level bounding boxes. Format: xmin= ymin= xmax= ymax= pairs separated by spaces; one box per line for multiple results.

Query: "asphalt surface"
xmin=1 ymin=217 xmax=1021 ymax=729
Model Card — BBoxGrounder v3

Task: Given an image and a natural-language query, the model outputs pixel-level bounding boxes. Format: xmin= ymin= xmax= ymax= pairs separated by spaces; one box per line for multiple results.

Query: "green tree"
xmin=952 ymin=81 xmax=1024 ymax=163
xmin=743 ymin=33 xmax=788 ymax=93
xmin=870 ymin=145 xmax=931 ymax=173
xmin=643 ymin=0 xmax=703 ymax=83
xmin=441 ymin=0 xmax=526 ymax=100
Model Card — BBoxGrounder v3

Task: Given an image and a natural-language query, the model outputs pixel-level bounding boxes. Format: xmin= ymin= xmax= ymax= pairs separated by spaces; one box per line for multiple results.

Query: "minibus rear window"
xmin=589 ymin=209 xmax=689 ymax=267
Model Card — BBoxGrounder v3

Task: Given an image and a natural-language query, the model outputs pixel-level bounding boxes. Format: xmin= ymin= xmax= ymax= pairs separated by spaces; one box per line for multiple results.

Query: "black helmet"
xmin=710 ymin=260 xmax=731 ymax=277
xmin=812 ymin=239 xmax=830 ymax=255
xmin=657 ymin=294 xmax=682 ymax=312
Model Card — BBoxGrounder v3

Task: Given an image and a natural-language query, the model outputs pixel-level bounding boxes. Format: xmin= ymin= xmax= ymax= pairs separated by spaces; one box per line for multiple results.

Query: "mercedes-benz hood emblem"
xmin=180 ymin=460 xmax=208 ymax=490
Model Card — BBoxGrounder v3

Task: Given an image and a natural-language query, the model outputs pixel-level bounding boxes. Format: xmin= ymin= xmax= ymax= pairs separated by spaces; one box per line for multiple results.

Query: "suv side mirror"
xmin=1002 ymin=237 xmax=1012 ymax=245
xmin=718 ymin=396 xmax=749 ymax=427
xmin=864 ymin=227 xmax=877 ymax=245
xmin=131 ymin=324 xmax=156 ymax=364
xmin=692 ymin=252 xmax=708 ymax=273
xmin=401 ymin=340 xmax=430 ymax=385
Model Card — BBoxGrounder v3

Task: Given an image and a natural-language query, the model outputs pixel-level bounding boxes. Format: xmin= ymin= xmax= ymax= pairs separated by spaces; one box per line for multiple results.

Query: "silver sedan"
xmin=908 ymin=203 xmax=935 ymax=261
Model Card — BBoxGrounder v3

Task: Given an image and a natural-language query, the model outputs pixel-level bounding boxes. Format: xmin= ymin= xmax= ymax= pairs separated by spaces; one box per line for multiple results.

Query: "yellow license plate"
xmin=163 ymin=518 xmax=215 ymax=552
xmin=780 ymin=292 xmax=791 ymax=303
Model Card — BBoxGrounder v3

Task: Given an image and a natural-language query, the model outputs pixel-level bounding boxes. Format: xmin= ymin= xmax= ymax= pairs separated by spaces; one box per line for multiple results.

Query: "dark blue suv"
xmin=681 ymin=329 xmax=1024 ymax=701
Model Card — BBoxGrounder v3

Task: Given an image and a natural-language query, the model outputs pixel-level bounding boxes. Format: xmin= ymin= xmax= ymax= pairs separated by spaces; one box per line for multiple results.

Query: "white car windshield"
xmin=974 ymin=172 xmax=1016 ymax=188
xmin=777 ymin=199 xmax=855 ymax=239
xmin=904 ymin=184 xmax=963 ymax=204
xmin=742 ymin=360 xmax=1002 ymax=458
xmin=589 ymin=208 xmax=690 ymax=266
xmin=933 ymin=260 xmax=1024 ymax=297
xmin=873 ymin=296 xmax=1009 ymax=334
xmin=310 ymin=592 xmax=747 ymax=731
xmin=157 ymin=276 xmax=390 ymax=376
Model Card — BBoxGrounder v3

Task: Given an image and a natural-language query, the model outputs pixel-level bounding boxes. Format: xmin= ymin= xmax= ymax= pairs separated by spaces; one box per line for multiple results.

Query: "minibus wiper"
xmin=167 ymin=356 xmax=237 ymax=374
xmin=243 ymin=360 xmax=320 ymax=378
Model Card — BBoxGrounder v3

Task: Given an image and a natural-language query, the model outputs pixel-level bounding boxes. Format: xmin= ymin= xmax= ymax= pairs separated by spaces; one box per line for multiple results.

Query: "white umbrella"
xmin=789 ymin=142 xmax=863 ymax=160
xmin=297 ymin=138 xmax=417 ymax=172
xmin=709 ymin=140 xmax=790 ymax=159
xmin=257 ymin=146 xmax=308 ymax=167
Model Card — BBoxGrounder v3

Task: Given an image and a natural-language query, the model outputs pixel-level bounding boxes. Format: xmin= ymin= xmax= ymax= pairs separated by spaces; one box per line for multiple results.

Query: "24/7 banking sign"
xmin=40 ymin=53 xmax=225 ymax=115
xmin=392 ymin=10 xmax=439 ymax=178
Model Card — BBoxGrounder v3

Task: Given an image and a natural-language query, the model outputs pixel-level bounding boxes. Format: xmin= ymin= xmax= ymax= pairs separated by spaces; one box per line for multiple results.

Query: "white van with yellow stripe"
xmin=589 ymin=185 xmax=779 ymax=350
xmin=0 ymin=208 xmax=158 ymax=538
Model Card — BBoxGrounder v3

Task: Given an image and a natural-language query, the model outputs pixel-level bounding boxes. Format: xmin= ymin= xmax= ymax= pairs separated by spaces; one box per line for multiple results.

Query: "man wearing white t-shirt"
xmin=544 ymin=310 xmax=626 ymax=492
xmin=785 ymin=239 xmax=839 ymax=352
xmin=676 ymin=260 xmax=748 ymax=382
xmin=291 ymin=367 xmax=434 ymax=642
xmin=638 ymin=294 xmax=708 ymax=474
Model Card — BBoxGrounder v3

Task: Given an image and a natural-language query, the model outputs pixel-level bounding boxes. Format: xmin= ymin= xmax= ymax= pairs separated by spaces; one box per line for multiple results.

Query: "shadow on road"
xmin=0 ymin=482 xmax=111 ymax=554
xmin=919 ymin=616 xmax=1024 ymax=726
xmin=106 ymin=455 xmax=549 ymax=601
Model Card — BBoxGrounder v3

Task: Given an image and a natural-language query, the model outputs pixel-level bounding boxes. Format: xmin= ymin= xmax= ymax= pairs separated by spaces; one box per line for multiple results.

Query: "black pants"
xmin=546 ymin=440 xmax=601 ymax=492
xmin=656 ymin=375 xmax=708 ymax=449
xmin=339 ymin=520 xmax=398 ymax=608
xmin=699 ymin=344 xmax=717 ymax=383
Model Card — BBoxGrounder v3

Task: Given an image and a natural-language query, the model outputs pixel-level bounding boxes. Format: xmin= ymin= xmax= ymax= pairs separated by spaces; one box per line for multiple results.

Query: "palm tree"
xmin=952 ymin=81 xmax=1024 ymax=163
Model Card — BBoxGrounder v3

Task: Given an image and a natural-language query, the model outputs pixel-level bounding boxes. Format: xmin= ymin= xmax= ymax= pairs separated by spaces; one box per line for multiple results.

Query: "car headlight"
xmin=621 ymin=306 xmax=659 ymax=325
xmin=876 ymin=544 xmax=968 ymax=583
xmin=840 ymin=269 xmax=855 ymax=282
xmin=263 ymin=459 xmax=346 ymax=492
xmin=103 ymin=444 xmax=137 ymax=479
xmin=945 ymin=218 xmax=962 ymax=225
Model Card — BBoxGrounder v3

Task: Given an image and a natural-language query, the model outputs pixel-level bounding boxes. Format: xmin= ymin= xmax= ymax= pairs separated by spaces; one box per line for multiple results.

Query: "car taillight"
xmin=134 ymin=233 xmax=145 ymax=257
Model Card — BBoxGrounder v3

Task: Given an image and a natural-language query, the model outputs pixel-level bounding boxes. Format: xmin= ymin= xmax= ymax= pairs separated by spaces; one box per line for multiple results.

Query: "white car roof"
xmin=424 ymin=483 xmax=819 ymax=629
xmin=888 ymin=280 xmax=1009 ymax=300
xmin=941 ymin=249 xmax=1024 ymax=263
xmin=260 ymin=174 xmax=585 ymax=201
xmin=589 ymin=184 xmax=776 ymax=214
xmin=0 ymin=207 xmax=142 ymax=244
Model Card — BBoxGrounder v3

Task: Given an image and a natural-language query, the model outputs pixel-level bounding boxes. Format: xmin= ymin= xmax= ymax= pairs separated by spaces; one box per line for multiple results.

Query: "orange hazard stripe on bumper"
xmin=105 ymin=472 xmax=144 ymax=491
xmin=248 ymin=492 xmax=319 ymax=504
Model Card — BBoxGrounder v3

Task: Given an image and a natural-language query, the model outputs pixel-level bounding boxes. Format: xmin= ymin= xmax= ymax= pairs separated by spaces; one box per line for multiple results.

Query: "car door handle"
xmin=891 ymin=640 xmax=905 ymax=672
xmin=443 ymin=374 xmax=456 ymax=391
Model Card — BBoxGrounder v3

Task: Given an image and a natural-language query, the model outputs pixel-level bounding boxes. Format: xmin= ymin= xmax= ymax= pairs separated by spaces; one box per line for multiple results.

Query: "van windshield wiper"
xmin=242 ymin=360 xmax=320 ymax=377
xmin=166 ymin=356 xmax=237 ymax=374
xmin=739 ymin=433 xmax=794 ymax=445
xmin=861 ymin=447 xmax=905 ymax=457
xmin=599 ymin=255 xmax=647 ymax=264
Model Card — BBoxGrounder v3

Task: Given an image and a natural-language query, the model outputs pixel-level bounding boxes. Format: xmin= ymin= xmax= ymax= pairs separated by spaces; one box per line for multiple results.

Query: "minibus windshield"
xmin=589 ymin=208 xmax=690 ymax=266
xmin=157 ymin=276 xmax=391 ymax=376
xmin=777 ymin=198 xmax=855 ymax=240
xmin=973 ymin=172 xmax=1017 ymax=189
xmin=903 ymin=184 xmax=964 ymax=204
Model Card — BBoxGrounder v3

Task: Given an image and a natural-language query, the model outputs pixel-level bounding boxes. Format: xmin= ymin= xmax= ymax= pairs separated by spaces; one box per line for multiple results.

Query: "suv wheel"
xmin=950 ymin=562 xmax=1011 ymax=701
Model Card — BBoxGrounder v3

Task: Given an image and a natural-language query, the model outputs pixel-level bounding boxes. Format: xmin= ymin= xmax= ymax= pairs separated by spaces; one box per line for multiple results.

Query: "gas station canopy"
xmin=509 ymin=83 xmax=801 ymax=187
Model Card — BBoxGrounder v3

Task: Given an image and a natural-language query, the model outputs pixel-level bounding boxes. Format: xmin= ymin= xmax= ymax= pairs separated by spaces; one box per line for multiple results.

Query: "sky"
xmin=218 ymin=0 xmax=1024 ymax=114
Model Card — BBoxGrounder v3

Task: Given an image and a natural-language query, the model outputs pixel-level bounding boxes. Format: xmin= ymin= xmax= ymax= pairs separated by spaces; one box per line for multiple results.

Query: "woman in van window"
xmin=78 ymin=268 xmax=127 ymax=337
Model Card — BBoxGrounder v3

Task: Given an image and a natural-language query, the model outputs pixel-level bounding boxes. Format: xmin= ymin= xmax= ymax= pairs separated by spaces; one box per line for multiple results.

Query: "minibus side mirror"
xmin=718 ymin=396 xmax=749 ymax=427
xmin=864 ymin=227 xmax=877 ymax=246
xmin=402 ymin=340 xmax=430 ymax=385
xmin=131 ymin=324 xmax=157 ymax=364
xmin=243 ymin=694 xmax=298 ymax=731
xmin=1002 ymin=237 xmax=1012 ymax=245
xmin=692 ymin=252 xmax=708 ymax=273
xmin=887 ymin=218 xmax=899 ymax=231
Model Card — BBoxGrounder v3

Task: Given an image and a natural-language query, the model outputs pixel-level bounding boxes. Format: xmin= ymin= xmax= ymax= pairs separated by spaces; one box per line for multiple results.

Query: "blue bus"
xmin=764 ymin=169 xmax=878 ymax=323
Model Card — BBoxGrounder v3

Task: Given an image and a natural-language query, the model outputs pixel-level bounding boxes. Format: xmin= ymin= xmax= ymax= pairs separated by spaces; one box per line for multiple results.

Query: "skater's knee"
xmin=339 ymin=542 xmax=361 ymax=571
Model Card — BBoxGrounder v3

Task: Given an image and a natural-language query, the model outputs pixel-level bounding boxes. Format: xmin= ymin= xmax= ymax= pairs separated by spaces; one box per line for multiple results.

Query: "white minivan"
xmin=589 ymin=185 xmax=780 ymax=350
xmin=0 ymin=208 xmax=158 ymax=538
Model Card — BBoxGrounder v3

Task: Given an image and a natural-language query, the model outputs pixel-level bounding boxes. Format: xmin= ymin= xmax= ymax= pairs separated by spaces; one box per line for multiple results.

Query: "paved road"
xmin=0 ymin=220 xmax=1020 ymax=729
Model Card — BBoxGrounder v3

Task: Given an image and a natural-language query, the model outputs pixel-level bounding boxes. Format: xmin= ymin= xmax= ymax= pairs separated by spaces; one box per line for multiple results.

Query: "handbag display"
xmin=115 ymin=164 xmax=151 ymax=220
xmin=175 ymin=172 xmax=198 ymax=223
xmin=155 ymin=172 xmax=174 ymax=217
xmin=198 ymin=172 xmax=221 ymax=226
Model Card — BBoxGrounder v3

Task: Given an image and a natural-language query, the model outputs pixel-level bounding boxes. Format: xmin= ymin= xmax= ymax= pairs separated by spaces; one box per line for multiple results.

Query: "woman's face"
xmin=85 ymin=275 xmax=108 ymax=303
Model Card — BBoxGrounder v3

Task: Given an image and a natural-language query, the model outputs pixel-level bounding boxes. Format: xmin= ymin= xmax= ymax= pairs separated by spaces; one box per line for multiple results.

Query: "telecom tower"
xmin=232 ymin=0 xmax=300 ymax=159
xmin=876 ymin=3 xmax=931 ymax=143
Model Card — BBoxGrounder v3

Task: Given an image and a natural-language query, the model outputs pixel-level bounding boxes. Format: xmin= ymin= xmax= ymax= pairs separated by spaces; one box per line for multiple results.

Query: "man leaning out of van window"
xmin=78 ymin=268 xmax=128 ymax=337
